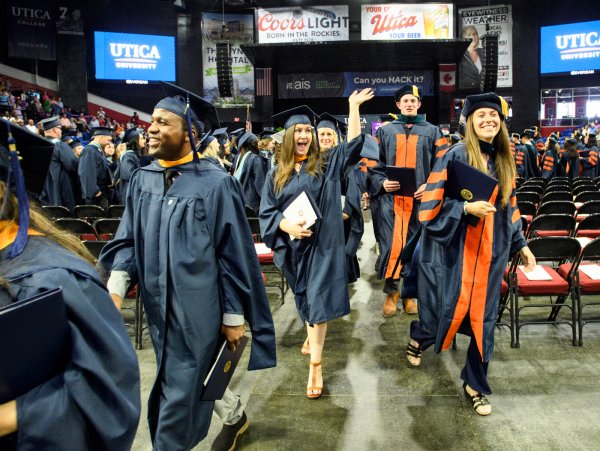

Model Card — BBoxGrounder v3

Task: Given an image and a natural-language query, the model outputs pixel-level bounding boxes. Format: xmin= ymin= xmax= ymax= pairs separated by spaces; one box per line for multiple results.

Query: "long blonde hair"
xmin=273 ymin=125 xmax=323 ymax=194
xmin=0 ymin=182 xmax=94 ymax=264
xmin=465 ymin=116 xmax=514 ymax=207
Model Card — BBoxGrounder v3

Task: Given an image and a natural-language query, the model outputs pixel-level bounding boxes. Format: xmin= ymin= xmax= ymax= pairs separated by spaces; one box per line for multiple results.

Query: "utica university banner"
xmin=7 ymin=0 xmax=56 ymax=60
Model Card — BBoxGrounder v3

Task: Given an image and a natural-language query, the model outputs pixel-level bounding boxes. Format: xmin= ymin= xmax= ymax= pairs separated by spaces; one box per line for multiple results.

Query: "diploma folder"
xmin=200 ymin=335 xmax=249 ymax=401
xmin=384 ymin=166 xmax=417 ymax=197
xmin=0 ymin=287 xmax=70 ymax=403
xmin=282 ymin=190 xmax=323 ymax=240
xmin=446 ymin=159 xmax=498 ymax=203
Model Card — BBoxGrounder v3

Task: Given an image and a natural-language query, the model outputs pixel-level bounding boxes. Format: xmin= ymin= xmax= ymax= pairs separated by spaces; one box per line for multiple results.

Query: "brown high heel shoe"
xmin=306 ymin=361 xmax=323 ymax=399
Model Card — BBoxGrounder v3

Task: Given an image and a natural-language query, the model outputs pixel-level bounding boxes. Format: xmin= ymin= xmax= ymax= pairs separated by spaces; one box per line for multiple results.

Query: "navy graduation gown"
xmin=369 ymin=119 xmax=448 ymax=281
xmin=417 ymin=144 xmax=526 ymax=362
xmin=119 ymin=150 xmax=140 ymax=201
xmin=259 ymin=135 xmax=366 ymax=324
xmin=99 ymin=158 xmax=276 ymax=450
xmin=581 ymin=145 xmax=598 ymax=178
xmin=41 ymin=139 xmax=78 ymax=210
xmin=78 ymin=143 xmax=113 ymax=204
xmin=235 ymin=152 xmax=266 ymax=213
xmin=342 ymin=164 xmax=364 ymax=283
xmin=0 ymin=237 xmax=140 ymax=450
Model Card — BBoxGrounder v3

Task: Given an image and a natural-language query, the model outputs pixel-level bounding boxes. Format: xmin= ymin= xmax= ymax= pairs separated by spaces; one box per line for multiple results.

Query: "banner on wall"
xmin=457 ymin=4 xmax=513 ymax=89
xmin=56 ymin=5 xmax=83 ymax=36
xmin=361 ymin=3 xmax=453 ymax=41
xmin=7 ymin=0 xmax=56 ymax=60
xmin=278 ymin=71 xmax=433 ymax=99
xmin=202 ymin=13 xmax=255 ymax=107
xmin=256 ymin=6 xmax=349 ymax=43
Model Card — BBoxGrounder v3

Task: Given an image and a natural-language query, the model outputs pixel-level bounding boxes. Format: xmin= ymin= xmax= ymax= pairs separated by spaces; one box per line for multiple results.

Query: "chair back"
xmin=578 ymin=201 xmax=600 ymax=215
xmin=527 ymin=214 xmax=576 ymax=238
xmin=83 ymin=240 xmax=109 ymax=260
xmin=581 ymin=237 xmax=600 ymax=260
xmin=107 ymin=205 xmax=125 ymax=218
xmin=575 ymin=191 xmax=600 ymax=203
xmin=94 ymin=218 xmax=121 ymax=238
xmin=542 ymin=191 xmax=572 ymax=202
xmin=41 ymin=205 xmax=72 ymax=219
xmin=537 ymin=201 xmax=575 ymax=216
xmin=575 ymin=214 xmax=600 ymax=236
xmin=573 ymin=184 xmax=597 ymax=196
xmin=517 ymin=200 xmax=536 ymax=216
xmin=55 ymin=218 xmax=98 ymax=239
xmin=73 ymin=205 xmax=105 ymax=222
xmin=516 ymin=191 xmax=540 ymax=204
xmin=526 ymin=236 xmax=581 ymax=266
xmin=247 ymin=217 xmax=262 ymax=243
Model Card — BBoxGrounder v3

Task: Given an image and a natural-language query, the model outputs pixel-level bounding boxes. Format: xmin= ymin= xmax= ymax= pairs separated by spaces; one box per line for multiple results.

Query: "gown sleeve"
xmin=15 ymin=269 xmax=140 ymax=450
xmin=57 ymin=142 xmax=78 ymax=173
xmin=508 ymin=186 xmax=527 ymax=255
xmin=77 ymin=148 xmax=98 ymax=205
xmin=98 ymin=171 xmax=138 ymax=282
xmin=418 ymin=151 xmax=464 ymax=247
xmin=432 ymin=127 xmax=450 ymax=164
xmin=259 ymin=170 xmax=286 ymax=253
xmin=368 ymin=126 xmax=388 ymax=196
xmin=252 ymin=155 xmax=266 ymax=201
xmin=207 ymin=176 xmax=276 ymax=370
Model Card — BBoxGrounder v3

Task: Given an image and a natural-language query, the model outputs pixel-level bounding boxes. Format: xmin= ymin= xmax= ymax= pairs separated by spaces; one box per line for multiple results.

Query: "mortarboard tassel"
xmin=5 ymin=124 xmax=30 ymax=258
xmin=184 ymin=95 xmax=200 ymax=167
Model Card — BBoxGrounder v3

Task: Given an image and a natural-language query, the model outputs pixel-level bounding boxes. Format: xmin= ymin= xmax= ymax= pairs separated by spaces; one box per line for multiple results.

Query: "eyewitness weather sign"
xmin=94 ymin=31 xmax=176 ymax=81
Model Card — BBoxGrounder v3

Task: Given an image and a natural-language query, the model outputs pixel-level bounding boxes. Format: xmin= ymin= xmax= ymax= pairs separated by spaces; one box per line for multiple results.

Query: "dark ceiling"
xmin=241 ymin=39 xmax=470 ymax=73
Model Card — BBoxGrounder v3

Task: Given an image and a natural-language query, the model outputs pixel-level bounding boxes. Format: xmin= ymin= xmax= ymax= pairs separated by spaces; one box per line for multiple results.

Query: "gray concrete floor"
xmin=129 ymin=213 xmax=600 ymax=450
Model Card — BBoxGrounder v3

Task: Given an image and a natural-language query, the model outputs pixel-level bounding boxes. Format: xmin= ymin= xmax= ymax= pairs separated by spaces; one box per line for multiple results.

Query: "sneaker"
xmin=211 ymin=412 xmax=249 ymax=451
xmin=382 ymin=292 xmax=400 ymax=317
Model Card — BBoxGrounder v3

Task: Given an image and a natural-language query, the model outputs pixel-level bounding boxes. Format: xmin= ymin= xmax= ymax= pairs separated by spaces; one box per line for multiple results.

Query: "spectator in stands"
xmin=56 ymin=97 xmax=64 ymax=109
xmin=97 ymin=107 xmax=106 ymax=120
xmin=39 ymin=116 xmax=79 ymax=210
xmin=89 ymin=115 xmax=100 ymax=128
xmin=131 ymin=111 xmax=139 ymax=125
xmin=25 ymin=119 xmax=38 ymax=134
xmin=59 ymin=113 xmax=72 ymax=130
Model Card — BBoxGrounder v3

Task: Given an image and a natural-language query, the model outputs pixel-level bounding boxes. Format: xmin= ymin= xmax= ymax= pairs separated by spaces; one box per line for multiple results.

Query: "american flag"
xmin=255 ymin=68 xmax=272 ymax=97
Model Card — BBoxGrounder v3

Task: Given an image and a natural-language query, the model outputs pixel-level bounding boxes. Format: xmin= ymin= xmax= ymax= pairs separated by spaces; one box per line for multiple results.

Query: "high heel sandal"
xmin=463 ymin=383 xmax=492 ymax=416
xmin=301 ymin=337 xmax=310 ymax=355
xmin=406 ymin=341 xmax=422 ymax=367
xmin=306 ymin=361 xmax=323 ymax=399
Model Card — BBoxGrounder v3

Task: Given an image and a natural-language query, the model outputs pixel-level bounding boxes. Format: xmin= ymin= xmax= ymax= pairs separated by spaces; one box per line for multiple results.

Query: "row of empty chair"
xmin=41 ymin=204 xmax=125 ymax=220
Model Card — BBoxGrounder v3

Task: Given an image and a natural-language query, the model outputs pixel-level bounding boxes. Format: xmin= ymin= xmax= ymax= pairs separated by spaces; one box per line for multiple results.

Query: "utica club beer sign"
xmin=361 ymin=3 xmax=453 ymax=41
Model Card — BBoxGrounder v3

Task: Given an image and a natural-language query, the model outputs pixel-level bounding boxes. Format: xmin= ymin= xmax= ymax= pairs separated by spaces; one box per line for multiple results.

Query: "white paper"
xmin=519 ymin=264 xmax=552 ymax=281
xmin=283 ymin=191 xmax=318 ymax=241
xmin=576 ymin=237 xmax=592 ymax=248
xmin=341 ymin=195 xmax=346 ymax=211
xmin=254 ymin=243 xmax=272 ymax=255
xmin=579 ymin=264 xmax=600 ymax=280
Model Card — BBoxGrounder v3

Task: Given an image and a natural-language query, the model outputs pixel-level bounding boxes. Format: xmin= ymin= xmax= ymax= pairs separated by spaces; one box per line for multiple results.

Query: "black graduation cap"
xmin=523 ymin=129 xmax=535 ymax=138
xmin=260 ymin=128 xmax=277 ymax=138
xmin=69 ymin=139 xmax=82 ymax=149
xmin=394 ymin=85 xmax=421 ymax=102
xmin=156 ymin=81 xmax=220 ymax=133
xmin=0 ymin=119 xmax=54 ymax=257
xmin=61 ymin=130 xmax=77 ymax=143
xmin=212 ymin=127 xmax=229 ymax=145
xmin=548 ymin=136 xmax=558 ymax=145
xmin=229 ymin=128 xmax=245 ymax=140
xmin=460 ymin=92 xmax=505 ymax=120
xmin=317 ymin=113 xmax=347 ymax=139
xmin=39 ymin=116 xmax=61 ymax=131
xmin=511 ymin=133 xmax=520 ymax=139
xmin=272 ymin=105 xmax=319 ymax=130
xmin=123 ymin=127 xmax=140 ymax=143
xmin=566 ymin=137 xmax=578 ymax=145
xmin=0 ymin=120 xmax=53 ymax=196
xmin=450 ymin=133 xmax=462 ymax=144
xmin=91 ymin=127 xmax=113 ymax=137
xmin=237 ymin=132 xmax=257 ymax=150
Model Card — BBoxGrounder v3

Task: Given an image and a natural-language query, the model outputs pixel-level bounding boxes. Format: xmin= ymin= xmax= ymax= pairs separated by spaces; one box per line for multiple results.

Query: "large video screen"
xmin=541 ymin=20 xmax=600 ymax=76
xmin=94 ymin=31 xmax=176 ymax=81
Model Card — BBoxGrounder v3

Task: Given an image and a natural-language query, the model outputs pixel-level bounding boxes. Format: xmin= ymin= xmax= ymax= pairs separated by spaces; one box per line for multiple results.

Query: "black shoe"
xmin=211 ymin=412 xmax=249 ymax=451
xmin=374 ymin=255 xmax=381 ymax=273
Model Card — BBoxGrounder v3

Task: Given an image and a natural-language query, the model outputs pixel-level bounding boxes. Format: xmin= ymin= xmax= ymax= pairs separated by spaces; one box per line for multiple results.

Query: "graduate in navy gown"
xmin=581 ymin=133 xmax=598 ymax=179
xmin=119 ymin=127 xmax=145 ymax=201
xmin=78 ymin=127 xmax=115 ymax=208
xmin=0 ymin=119 xmax=140 ymax=450
xmin=405 ymin=93 xmax=536 ymax=416
xmin=259 ymin=89 xmax=376 ymax=399
xmin=233 ymin=132 xmax=266 ymax=214
xmin=559 ymin=138 xmax=580 ymax=180
xmin=39 ymin=116 xmax=78 ymax=210
xmin=541 ymin=136 xmax=560 ymax=179
xmin=99 ymin=82 xmax=276 ymax=451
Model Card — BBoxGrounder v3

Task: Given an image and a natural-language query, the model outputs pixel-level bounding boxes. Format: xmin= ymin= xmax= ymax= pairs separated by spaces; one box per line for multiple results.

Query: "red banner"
xmin=439 ymin=63 xmax=456 ymax=93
